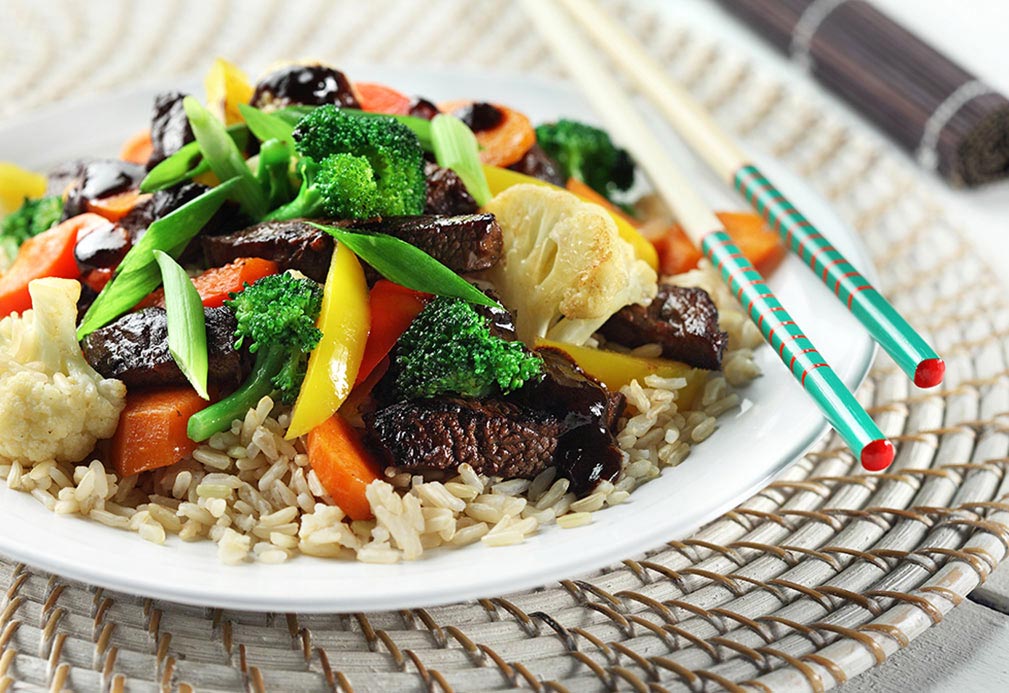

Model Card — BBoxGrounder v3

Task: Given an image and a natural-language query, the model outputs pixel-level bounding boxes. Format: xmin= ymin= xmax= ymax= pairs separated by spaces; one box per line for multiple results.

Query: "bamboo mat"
xmin=2 ymin=0 xmax=1008 ymax=690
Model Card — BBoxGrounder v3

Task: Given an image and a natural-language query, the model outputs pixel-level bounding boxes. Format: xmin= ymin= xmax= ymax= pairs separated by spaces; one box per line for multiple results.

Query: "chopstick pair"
xmin=518 ymin=0 xmax=935 ymax=471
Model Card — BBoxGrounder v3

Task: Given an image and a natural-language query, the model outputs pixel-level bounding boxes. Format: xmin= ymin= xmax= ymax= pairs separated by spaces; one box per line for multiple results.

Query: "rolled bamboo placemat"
xmin=1 ymin=1 xmax=1008 ymax=690
xmin=713 ymin=0 xmax=1009 ymax=187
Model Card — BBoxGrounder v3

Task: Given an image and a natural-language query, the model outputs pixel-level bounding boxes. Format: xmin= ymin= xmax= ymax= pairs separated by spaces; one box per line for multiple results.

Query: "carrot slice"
xmin=306 ymin=414 xmax=382 ymax=521
xmin=0 ymin=213 xmax=106 ymax=317
xmin=652 ymin=211 xmax=784 ymax=277
xmin=110 ymin=388 xmax=209 ymax=477
xmin=356 ymin=82 xmax=412 ymax=115
xmin=356 ymin=280 xmax=430 ymax=385
xmin=140 ymin=257 xmax=280 ymax=309
xmin=439 ymin=100 xmax=536 ymax=167
xmin=120 ymin=129 xmax=153 ymax=165
xmin=86 ymin=190 xmax=149 ymax=223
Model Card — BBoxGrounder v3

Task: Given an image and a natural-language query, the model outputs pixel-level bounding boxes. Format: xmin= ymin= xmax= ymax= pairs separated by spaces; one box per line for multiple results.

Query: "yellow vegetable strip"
xmin=0 ymin=163 xmax=47 ymax=214
xmin=287 ymin=244 xmax=370 ymax=439
xmin=536 ymin=338 xmax=704 ymax=408
xmin=482 ymin=164 xmax=659 ymax=271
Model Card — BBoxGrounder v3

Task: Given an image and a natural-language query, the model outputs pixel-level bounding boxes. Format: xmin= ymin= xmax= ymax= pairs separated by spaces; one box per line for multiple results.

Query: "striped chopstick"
xmin=551 ymin=0 xmax=945 ymax=390
xmin=520 ymin=0 xmax=894 ymax=471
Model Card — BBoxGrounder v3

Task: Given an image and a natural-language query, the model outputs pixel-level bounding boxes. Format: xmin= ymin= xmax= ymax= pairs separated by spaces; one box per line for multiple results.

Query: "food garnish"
xmin=153 ymin=250 xmax=210 ymax=400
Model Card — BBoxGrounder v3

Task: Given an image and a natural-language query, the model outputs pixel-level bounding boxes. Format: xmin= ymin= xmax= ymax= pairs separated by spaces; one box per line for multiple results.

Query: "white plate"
xmin=0 ymin=66 xmax=876 ymax=612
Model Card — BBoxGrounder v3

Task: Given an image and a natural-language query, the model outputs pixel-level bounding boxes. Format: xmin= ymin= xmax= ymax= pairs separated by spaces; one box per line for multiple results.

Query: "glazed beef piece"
xmin=365 ymin=347 xmax=624 ymax=495
xmin=453 ymin=102 xmax=504 ymax=133
xmin=62 ymin=160 xmax=145 ymax=219
xmin=202 ymin=220 xmax=334 ymax=283
xmin=346 ymin=214 xmax=501 ymax=274
xmin=148 ymin=91 xmax=194 ymax=167
xmin=408 ymin=97 xmax=440 ymax=120
xmin=424 ymin=162 xmax=478 ymax=216
xmin=366 ymin=397 xmax=566 ymax=479
xmin=46 ymin=159 xmax=94 ymax=197
xmin=82 ymin=307 xmax=249 ymax=390
xmin=251 ymin=64 xmax=360 ymax=110
xmin=600 ymin=284 xmax=728 ymax=371
xmin=74 ymin=220 xmax=130 ymax=272
xmin=508 ymin=144 xmax=567 ymax=186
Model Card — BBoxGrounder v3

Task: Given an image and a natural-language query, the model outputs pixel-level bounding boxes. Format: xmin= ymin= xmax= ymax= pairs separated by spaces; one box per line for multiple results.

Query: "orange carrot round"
xmin=120 ymin=129 xmax=153 ymax=165
xmin=652 ymin=211 xmax=784 ymax=277
xmin=356 ymin=280 xmax=430 ymax=385
xmin=307 ymin=414 xmax=382 ymax=521
xmin=355 ymin=82 xmax=412 ymax=115
xmin=0 ymin=213 xmax=106 ymax=317
xmin=439 ymin=100 xmax=536 ymax=167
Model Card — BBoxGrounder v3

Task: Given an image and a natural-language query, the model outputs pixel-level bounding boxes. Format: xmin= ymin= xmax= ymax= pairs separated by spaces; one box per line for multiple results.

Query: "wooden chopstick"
xmin=520 ymin=0 xmax=894 ymax=471
xmin=550 ymin=0 xmax=944 ymax=390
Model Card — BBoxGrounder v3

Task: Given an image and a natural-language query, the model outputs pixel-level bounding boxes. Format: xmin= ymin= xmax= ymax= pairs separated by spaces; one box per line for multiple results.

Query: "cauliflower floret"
xmin=484 ymin=184 xmax=657 ymax=345
xmin=0 ymin=278 xmax=125 ymax=465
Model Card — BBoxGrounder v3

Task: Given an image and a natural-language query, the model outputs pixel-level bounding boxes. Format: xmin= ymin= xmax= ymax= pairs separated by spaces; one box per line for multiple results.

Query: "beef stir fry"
xmin=0 ymin=58 xmax=781 ymax=562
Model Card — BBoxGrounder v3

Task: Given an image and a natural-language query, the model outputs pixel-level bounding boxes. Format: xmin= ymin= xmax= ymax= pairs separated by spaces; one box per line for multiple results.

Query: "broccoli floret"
xmin=535 ymin=119 xmax=635 ymax=202
xmin=265 ymin=106 xmax=426 ymax=221
xmin=187 ymin=273 xmax=323 ymax=441
xmin=392 ymin=296 xmax=543 ymax=401
xmin=1 ymin=196 xmax=64 ymax=264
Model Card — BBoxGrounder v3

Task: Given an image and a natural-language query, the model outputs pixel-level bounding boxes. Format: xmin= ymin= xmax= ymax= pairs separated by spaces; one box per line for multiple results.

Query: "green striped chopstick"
xmin=522 ymin=0 xmax=895 ymax=471
xmin=553 ymin=0 xmax=945 ymax=390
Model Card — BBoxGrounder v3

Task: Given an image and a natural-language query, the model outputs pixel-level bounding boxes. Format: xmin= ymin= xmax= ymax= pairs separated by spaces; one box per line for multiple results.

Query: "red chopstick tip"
xmin=914 ymin=358 xmax=945 ymax=388
xmin=861 ymin=439 xmax=895 ymax=471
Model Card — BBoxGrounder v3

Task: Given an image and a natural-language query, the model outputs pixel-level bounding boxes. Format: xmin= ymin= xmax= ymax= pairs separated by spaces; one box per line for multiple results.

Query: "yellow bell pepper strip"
xmin=204 ymin=57 xmax=254 ymax=126
xmin=535 ymin=338 xmax=704 ymax=408
xmin=287 ymin=243 xmax=370 ymax=439
xmin=482 ymin=164 xmax=659 ymax=271
xmin=0 ymin=163 xmax=47 ymax=214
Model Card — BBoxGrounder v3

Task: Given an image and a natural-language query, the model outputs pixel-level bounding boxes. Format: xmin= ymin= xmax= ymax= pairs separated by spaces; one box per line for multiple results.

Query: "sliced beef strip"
xmin=344 ymin=214 xmax=502 ymax=274
xmin=600 ymin=284 xmax=728 ymax=371
xmin=148 ymin=91 xmax=194 ymax=168
xmin=507 ymin=144 xmax=567 ymax=187
xmin=408 ymin=98 xmax=440 ymax=120
xmin=365 ymin=345 xmax=624 ymax=496
xmin=251 ymin=65 xmax=360 ymax=110
xmin=424 ymin=162 xmax=478 ymax=216
xmin=452 ymin=102 xmax=504 ymax=133
xmin=365 ymin=397 xmax=565 ymax=479
xmin=202 ymin=220 xmax=334 ymax=283
xmin=204 ymin=214 xmax=502 ymax=285
xmin=82 ymin=307 xmax=249 ymax=390
xmin=47 ymin=159 xmax=94 ymax=197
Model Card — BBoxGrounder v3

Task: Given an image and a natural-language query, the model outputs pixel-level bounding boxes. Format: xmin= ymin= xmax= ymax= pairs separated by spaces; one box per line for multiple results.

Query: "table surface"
xmin=680 ymin=0 xmax=1009 ymax=688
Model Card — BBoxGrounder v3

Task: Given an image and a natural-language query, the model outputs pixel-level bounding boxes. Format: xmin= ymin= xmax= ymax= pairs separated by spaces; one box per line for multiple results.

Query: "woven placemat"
xmin=2 ymin=0 xmax=1008 ymax=690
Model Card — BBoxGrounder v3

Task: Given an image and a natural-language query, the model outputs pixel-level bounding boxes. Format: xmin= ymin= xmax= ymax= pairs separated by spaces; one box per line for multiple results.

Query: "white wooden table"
xmin=670 ymin=1 xmax=1009 ymax=688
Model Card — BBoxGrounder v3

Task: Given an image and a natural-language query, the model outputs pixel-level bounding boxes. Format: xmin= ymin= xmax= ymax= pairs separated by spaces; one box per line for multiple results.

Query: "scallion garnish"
xmin=77 ymin=180 xmax=238 ymax=339
xmin=237 ymin=104 xmax=296 ymax=151
xmin=153 ymin=250 xmax=209 ymax=400
xmin=309 ymin=223 xmax=500 ymax=309
xmin=183 ymin=96 xmax=267 ymax=219
xmin=431 ymin=114 xmax=492 ymax=206
xmin=140 ymin=124 xmax=249 ymax=193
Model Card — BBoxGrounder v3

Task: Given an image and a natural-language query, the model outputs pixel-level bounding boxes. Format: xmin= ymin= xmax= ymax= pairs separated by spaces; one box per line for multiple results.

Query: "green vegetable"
xmin=0 ymin=195 xmax=64 ymax=264
xmin=431 ymin=114 xmax=492 ymax=207
xmin=266 ymin=106 xmax=426 ymax=221
xmin=237 ymin=103 xmax=295 ymax=150
xmin=140 ymin=124 xmax=249 ymax=193
xmin=153 ymin=250 xmax=209 ymax=399
xmin=310 ymin=223 xmax=500 ymax=309
xmin=183 ymin=96 xmax=267 ymax=218
xmin=186 ymin=273 xmax=323 ymax=441
xmin=535 ymin=119 xmax=635 ymax=202
xmin=256 ymin=139 xmax=295 ymax=209
xmin=392 ymin=296 xmax=543 ymax=400
xmin=77 ymin=180 xmax=238 ymax=339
